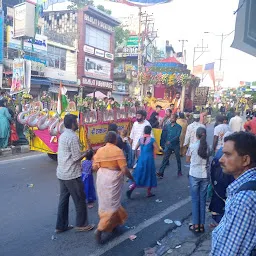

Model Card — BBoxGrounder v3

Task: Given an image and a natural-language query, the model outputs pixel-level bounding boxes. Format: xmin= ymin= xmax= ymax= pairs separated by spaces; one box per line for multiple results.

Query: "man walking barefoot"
xmin=55 ymin=114 xmax=94 ymax=233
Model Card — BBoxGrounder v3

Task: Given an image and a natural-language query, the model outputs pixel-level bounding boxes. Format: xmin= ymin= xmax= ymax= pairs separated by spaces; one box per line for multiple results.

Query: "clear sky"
xmin=47 ymin=0 xmax=256 ymax=88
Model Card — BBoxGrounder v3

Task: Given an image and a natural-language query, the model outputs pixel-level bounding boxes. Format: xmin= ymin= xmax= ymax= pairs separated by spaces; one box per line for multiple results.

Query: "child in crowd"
xmin=121 ymin=129 xmax=133 ymax=169
xmin=127 ymin=126 xmax=158 ymax=198
xmin=81 ymin=150 xmax=96 ymax=209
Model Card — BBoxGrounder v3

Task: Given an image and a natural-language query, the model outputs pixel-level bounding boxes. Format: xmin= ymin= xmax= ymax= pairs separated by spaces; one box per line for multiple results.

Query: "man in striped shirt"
xmin=211 ymin=132 xmax=256 ymax=255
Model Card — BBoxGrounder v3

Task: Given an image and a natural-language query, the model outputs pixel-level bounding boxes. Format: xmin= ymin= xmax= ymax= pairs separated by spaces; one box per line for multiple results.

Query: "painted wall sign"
xmin=82 ymin=77 xmax=113 ymax=89
xmin=84 ymin=45 xmax=94 ymax=54
xmin=84 ymin=13 xmax=114 ymax=32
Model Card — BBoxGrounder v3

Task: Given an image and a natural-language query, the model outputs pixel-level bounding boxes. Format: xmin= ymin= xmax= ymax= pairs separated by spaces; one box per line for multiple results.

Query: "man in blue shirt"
xmin=157 ymin=114 xmax=182 ymax=178
xmin=211 ymin=132 xmax=256 ymax=256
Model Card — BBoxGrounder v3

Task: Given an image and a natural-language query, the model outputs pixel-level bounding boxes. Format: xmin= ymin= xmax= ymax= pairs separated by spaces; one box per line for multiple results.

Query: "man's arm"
xmin=211 ymin=200 xmax=256 ymax=255
xmin=183 ymin=125 xmax=191 ymax=146
xmin=212 ymin=136 xmax=218 ymax=152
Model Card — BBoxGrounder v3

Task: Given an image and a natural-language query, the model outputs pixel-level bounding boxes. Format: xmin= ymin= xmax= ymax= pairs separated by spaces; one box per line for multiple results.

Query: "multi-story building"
xmin=2 ymin=3 xmax=120 ymax=101
xmin=77 ymin=6 xmax=120 ymax=96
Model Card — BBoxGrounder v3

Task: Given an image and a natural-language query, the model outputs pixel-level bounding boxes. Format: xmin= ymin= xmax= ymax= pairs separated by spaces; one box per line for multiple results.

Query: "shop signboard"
xmin=7 ymin=26 xmax=47 ymax=55
xmin=193 ymin=87 xmax=209 ymax=106
xmin=13 ymin=2 xmax=35 ymax=38
xmin=82 ymin=77 xmax=113 ymax=89
xmin=126 ymin=36 xmax=139 ymax=47
xmin=84 ymin=55 xmax=111 ymax=81
xmin=84 ymin=45 xmax=94 ymax=54
xmin=83 ymin=44 xmax=114 ymax=60
xmin=84 ymin=13 xmax=114 ymax=32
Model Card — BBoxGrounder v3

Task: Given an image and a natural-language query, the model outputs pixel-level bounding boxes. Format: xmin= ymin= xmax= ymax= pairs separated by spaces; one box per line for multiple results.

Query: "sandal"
xmin=75 ymin=224 xmax=95 ymax=232
xmin=200 ymin=225 xmax=205 ymax=233
xmin=147 ymin=193 xmax=156 ymax=198
xmin=189 ymin=224 xmax=200 ymax=233
xmin=55 ymin=225 xmax=74 ymax=234
xmin=209 ymin=223 xmax=218 ymax=228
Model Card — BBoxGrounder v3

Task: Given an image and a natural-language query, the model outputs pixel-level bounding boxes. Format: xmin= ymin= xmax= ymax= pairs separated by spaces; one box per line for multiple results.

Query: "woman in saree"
xmin=93 ymin=131 xmax=134 ymax=244
xmin=177 ymin=113 xmax=188 ymax=156
xmin=0 ymin=100 xmax=12 ymax=148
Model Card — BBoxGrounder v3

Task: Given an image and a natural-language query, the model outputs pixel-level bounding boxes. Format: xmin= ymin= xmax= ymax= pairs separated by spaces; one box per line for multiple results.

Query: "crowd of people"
xmin=55 ymin=96 xmax=256 ymax=255
xmin=0 ymin=94 xmax=19 ymax=149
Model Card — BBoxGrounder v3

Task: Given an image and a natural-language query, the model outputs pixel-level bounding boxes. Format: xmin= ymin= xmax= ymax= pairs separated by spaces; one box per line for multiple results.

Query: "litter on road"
xmin=129 ymin=235 xmax=137 ymax=241
xmin=155 ymin=199 xmax=163 ymax=203
xmin=175 ymin=245 xmax=181 ymax=249
xmin=164 ymin=219 xmax=173 ymax=224
xmin=157 ymin=241 xmax=162 ymax=246
xmin=174 ymin=221 xmax=182 ymax=227
xmin=167 ymin=249 xmax=173 ymax=254
xmin=51 ymin=235 xmax=57 ymax=240
xmin=27 ymin=184 xmax=34 ymax=188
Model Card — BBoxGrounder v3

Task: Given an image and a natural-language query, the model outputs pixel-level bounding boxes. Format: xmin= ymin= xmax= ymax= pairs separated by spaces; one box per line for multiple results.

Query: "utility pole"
xmin=137 ymin=7 xmax=142 ymax=98
xmin=138 ymin=11 xmax=157 ymax=98
xmin=178 ymin=39 xmax=188 ymax=63
xmin=192 ymin=39 xmax=209 ymax=67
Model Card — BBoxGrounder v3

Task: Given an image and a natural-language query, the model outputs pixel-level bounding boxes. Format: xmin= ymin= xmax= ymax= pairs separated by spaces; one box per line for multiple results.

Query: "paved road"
xmin=0 ymin=124 xmax=214 ymax=256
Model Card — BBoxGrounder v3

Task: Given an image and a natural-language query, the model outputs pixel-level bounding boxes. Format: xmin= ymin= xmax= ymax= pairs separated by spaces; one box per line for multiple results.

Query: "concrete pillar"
xmin=180 ymin=84 xmax=186 ymax=112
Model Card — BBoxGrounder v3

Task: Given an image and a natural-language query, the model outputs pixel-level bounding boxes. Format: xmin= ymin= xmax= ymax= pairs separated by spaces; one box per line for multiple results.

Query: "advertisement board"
xmin=11 ymin=59 xmax=25 ymax=95
xmin=7 ymin=26 xmax=47 ymax=54
xmin=84 ymin=56 xmax=111 ymax=80
xmin=85 ymin=121 xmax=130 ymax=148
xmin=13 ymin=2 xmax=35 ymax=38
xmin=82 ymin=77 xmax=113 ymax=89
xmin=193 ymin=87 xmax=209 ymax=106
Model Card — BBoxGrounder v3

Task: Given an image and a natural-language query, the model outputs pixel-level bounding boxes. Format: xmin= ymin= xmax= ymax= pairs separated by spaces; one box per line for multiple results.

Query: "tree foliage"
xmin=96 ymin=4 xmax=112 ymax=15
xmin=67 ymin=0 xmax=93 ymax=10
xmin=115 ymin=26 xmax=130 ymax=46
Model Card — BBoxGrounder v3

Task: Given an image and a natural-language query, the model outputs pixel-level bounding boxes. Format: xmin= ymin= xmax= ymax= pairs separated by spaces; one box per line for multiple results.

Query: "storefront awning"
xmin=31 ymin=77 xmax=51 ymax=86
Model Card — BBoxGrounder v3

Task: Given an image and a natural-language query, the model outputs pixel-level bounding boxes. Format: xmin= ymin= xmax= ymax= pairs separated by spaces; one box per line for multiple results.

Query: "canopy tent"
xmin=158 ymin=56 xmax=181 ymax=64
xmin=86 ymin=91 xmax=107 ymax=99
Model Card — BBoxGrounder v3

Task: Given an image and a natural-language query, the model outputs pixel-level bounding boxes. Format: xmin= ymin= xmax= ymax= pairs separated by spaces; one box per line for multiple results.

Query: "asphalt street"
xmin=0 ymin=124 xmax=214 ymax=256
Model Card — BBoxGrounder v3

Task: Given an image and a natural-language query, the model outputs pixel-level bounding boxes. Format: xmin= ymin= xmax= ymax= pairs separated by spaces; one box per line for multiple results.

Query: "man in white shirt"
xmin=184 ymin=112 xmax=205 ymax=148
xmin=130 ymin=110 xmax=152 ymax=166
xmin=213 ymin=115 xmax=230 ymax=152
xmin=229 ymin=112 xmax=244 ymax=132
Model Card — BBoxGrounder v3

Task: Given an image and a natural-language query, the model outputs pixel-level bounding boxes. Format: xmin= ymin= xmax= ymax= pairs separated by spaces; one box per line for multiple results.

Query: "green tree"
xmin=115 ymin=26 xmax=130 ymax=46
xmin=67 ymin=0 xmax=93 ymax=10
xmin=96 ymin=4 xmax=112 ymax=15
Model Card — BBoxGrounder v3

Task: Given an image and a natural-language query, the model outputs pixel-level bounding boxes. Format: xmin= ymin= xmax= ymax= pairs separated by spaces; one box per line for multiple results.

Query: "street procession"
xmin=1 ymin=0 xmax=256 ymax=255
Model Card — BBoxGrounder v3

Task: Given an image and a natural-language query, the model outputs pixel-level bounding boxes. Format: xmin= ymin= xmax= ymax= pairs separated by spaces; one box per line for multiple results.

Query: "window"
xmin=47 ymin=45 xmax=66 ymax=70
xmin=85 ymin=25 xmax=111 ymax=52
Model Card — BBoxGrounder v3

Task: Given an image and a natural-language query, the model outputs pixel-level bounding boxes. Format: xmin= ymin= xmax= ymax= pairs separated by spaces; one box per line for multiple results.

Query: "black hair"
xmin=176 ymin=92 xmax=180 ymax=95
xmin=172 ymin=113 xmax=178 ymax=119
xmin=147 ymin=91 xmax=152 ymax=95
xmin=170 ymin=104 xmax=174 ymax=107
xmin=144 ymin=125 xmax=152 ymax=135
xmin=0 ymin=91 xmax=4 ymax=95
xmin=143 ymin=125 xmax=152 ymax=144
xmin=109 ymin=97 xmax=114 ymax=101
xmin=224 ymin=132 xmax=256 ymax=167
xmin=64 ymin=114 xmax=78 ymax=129
xmin=216 ymin=115 xmax=224 ymax=123
xmin=223 ymin=116 xmax=228 ymax=122
xmin=166 ymin=109 xmax=172 ymax=114
xmin=136 ymin=109 xmax=147 ymax=118
xmin=103 ymin=97 xmax=108 ymax=100
xmin=156 ymin=105 xmax=162 ymax=109
xmin=108 ymin=123 xmax=118 ymax=133
xmin=85 ymin=149 xmax=94 ymax=160
xmin=105 ymin=131 xmax=117 ymax=144
xmin=196 ymin=127 xmax=208 ymax=159
xmin=179 ymin=112 xmax=185 ymax=119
